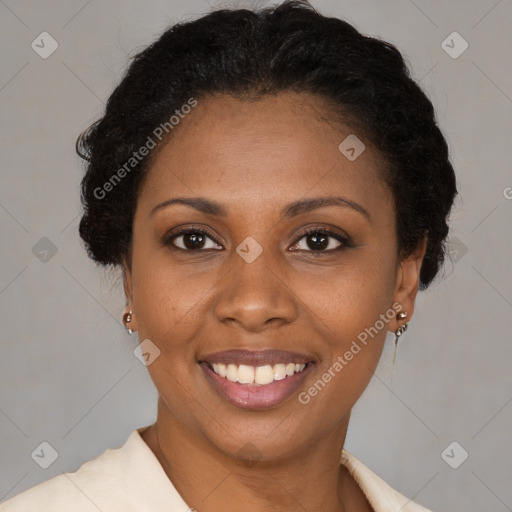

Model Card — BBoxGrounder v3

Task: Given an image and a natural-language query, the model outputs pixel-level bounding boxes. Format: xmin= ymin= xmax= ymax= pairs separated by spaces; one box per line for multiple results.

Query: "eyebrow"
xmin=150 ymin=195 xmax=370 ymax=221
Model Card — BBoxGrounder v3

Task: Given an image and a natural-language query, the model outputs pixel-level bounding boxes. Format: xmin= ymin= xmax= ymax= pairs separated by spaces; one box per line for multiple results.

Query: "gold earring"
xmin=393 ymin=311 xmax=408 ymax=363
xmin=123 ymin=310 xmax=134 ymax=335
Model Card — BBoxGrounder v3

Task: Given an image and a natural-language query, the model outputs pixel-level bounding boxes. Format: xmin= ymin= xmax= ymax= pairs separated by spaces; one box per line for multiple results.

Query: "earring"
xmin=123 ymin=310 xmax=134 ymax=335
xmin=393 ymin=311 xmax=408 ymax=364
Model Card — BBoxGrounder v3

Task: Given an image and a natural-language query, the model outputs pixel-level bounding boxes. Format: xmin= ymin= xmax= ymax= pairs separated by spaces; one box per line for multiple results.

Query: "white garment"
xmin=0 ymin=426 xmax=432 ymax=511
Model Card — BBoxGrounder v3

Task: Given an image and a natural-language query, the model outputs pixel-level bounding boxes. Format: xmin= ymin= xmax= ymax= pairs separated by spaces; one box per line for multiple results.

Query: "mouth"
xmin=198 ymin=349 xmax=315 ymax=410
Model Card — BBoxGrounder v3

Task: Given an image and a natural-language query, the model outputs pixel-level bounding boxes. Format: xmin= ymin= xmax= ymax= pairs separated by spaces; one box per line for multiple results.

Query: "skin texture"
xmin=122 ymin=92 xmax=427 ymax=512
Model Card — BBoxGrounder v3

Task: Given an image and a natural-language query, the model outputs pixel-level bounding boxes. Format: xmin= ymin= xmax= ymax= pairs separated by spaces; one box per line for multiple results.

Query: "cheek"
xmin=294 ymin=254 xmax=397 ymax=410
xmin=296 ymin=251 xmax=397 ymax=341
xmin=130 ymin=247 xmax=222 ymax=357
xmin=297 ymin=271 xmax=394 ymax=414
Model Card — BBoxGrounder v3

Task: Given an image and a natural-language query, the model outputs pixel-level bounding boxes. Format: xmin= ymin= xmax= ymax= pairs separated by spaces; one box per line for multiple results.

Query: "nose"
xmin=213 ymin=248 xmax=299 ymax=333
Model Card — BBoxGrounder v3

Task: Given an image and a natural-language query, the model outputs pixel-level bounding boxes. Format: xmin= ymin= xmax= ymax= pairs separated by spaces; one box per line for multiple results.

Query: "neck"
xmin=141 ymin=398 xmax=373 ymax=512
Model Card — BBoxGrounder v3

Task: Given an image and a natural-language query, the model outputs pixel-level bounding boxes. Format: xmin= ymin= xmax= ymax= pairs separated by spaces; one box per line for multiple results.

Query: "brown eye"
xmin=291 ymin=228 xmax=351 ymax=252
xmin=164 ymin=229 xmax=223 ymax=251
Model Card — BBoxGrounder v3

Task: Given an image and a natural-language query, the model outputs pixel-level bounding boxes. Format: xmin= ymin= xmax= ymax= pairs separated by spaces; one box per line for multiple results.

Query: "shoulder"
xmin=1 ymin=452 xmax=114 ymax=511
xmin=0 ymin=428 xmax=184 ymax=512
xmin=341 ymin=450 xmax=434 ymax=512
xmin=0 ymin=432 xmax=138 ymax=512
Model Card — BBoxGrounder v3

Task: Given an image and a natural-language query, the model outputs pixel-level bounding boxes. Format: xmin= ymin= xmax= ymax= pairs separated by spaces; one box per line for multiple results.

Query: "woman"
xmin=1 ymin=1 xmax=457 ymax=510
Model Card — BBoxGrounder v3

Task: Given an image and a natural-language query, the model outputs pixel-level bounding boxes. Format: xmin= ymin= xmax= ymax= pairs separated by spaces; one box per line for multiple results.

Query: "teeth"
xmin=226 ymin=364 xmax=238 ymax=382
xmin=273 ymin=363 xmax=287 ymax=381
xmin=255 ymin=365 xmax=274 ymax=385
xmin=209 ymin=362 xmax=307 ymax=385
xmin=238 ymin=364 xmax=255 ymax=384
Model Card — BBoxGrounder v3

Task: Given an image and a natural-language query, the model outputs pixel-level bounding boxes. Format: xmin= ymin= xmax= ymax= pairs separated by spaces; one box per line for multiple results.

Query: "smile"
xmin=199 ymin=349 xmax=315 ymax=409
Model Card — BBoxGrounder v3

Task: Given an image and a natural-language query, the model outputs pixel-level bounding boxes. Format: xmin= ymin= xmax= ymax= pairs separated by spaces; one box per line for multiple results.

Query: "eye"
xmin=290 ymin=227 xmax=351 ymax=252
xmin=162 ymin=225 xmax=351 ymax=253
xmin=163 ymin=227 xmax=223 ymax=251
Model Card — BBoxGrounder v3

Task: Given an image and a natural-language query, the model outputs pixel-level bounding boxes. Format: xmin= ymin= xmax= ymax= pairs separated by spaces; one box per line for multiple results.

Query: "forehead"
xmin=138 ymin=92 xmax=393 ymax=219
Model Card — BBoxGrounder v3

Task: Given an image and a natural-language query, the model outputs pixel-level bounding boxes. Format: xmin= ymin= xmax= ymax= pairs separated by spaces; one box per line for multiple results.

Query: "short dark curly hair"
xmin=77 ymin=0 xmax=458 ymax=290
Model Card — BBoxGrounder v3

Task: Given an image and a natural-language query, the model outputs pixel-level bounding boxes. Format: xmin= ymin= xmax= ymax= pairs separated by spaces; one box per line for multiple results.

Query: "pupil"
xmin=308 ymin=233 xmax=328 ymax=250
xmin=184 ymin=233 xmax=204 ymax=249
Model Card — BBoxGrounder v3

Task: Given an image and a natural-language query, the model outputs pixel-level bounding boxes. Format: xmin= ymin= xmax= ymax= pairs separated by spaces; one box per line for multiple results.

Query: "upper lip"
xmin=199 ymin=349 xmax=314 ymax=366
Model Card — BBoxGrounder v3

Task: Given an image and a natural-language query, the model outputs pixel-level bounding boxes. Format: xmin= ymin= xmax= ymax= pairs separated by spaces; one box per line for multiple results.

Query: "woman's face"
xmin=124 ymin=92 xmax=425 ymax=460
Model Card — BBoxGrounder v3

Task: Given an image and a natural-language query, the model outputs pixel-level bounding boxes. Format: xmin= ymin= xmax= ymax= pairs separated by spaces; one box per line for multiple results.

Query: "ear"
xmin=389 ymin=234 xmax=428 ymax=332
xmin=122 ymin=256 xmax=133 ymax=302
xmin=121 ymin=255 xmax=139 ymax=332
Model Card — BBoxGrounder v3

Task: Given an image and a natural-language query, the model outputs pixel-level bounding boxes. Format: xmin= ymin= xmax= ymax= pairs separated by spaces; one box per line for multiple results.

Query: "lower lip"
xmin=200 ymin=362 xmax=314 ymax=410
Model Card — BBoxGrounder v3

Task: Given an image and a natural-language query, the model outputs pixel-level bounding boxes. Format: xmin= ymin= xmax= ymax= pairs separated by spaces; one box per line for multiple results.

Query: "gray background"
xmin=1 ymin=0 xmax=511 ymax=510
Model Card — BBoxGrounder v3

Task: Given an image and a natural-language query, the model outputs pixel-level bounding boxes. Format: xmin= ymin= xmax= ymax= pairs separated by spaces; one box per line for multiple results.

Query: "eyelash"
xmin=162 ymin=225 xmax=352 ymax=254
